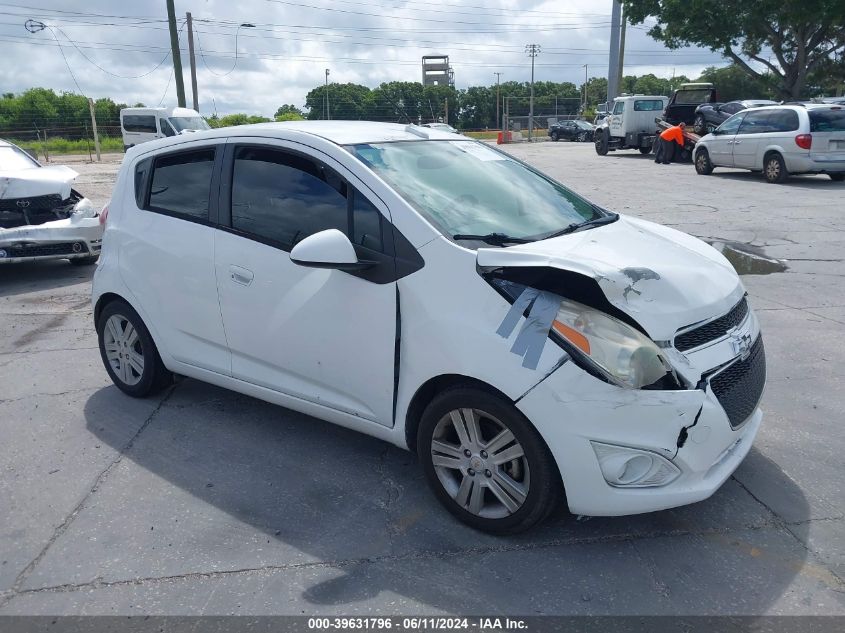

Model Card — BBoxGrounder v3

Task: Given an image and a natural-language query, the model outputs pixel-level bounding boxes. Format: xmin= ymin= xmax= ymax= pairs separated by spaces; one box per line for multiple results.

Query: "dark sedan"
xmin=693 ymin=100 xmax=778 ymax=134
xmin=549 ymin=119 xmax=594 ymax=142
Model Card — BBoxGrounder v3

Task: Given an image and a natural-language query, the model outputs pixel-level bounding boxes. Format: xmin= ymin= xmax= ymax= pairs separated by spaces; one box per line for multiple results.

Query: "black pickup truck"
xmin=663 ymin=83 xmax=718 ymax=125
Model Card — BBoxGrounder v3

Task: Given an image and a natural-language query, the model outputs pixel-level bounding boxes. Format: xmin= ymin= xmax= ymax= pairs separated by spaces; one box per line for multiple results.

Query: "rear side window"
xmin=134 ymin=158 xmax=151 ymax=208
xmin=146 ymin=148 xmax=215 ymax=221
xmin=231 ymin=146 xmax=349 ymax=249
xmin=123 ymin=115 xmax=157 ymax=133
xmin=810 ymin=109 xmax=845 ymax=132
xmin=765 ymin=110 xmax=799 ymax=132
xmin=634 ymin=100 xmax=663 ymax=111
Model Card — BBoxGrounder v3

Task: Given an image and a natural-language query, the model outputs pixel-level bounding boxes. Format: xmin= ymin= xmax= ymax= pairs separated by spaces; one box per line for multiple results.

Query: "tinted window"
xmin=123 ymin=115 xmax=157 ymax=133
xmin=134 ymin=158 xmax=151 ymax=208
xmin=737 ymin=110 xmax=772 ymax=134
xmin=721 ymin=103 xmax=742 ymax=115
xmin=147 ymin=149 xmax=215 ymax=220
xmin=810 ymin=109 xmax=845 ymax=132
xmin=352 ymin=192 xmax=384 ymax=252
xmin=161 ymin=119 xmax=177 ymax=137
xmin=766 ymin=110 xmax=799 ymax=132
xmin=634 ymin=100 xmax=664 ymax=111
xmin=231 ymin=147 xmax=348 ymax=249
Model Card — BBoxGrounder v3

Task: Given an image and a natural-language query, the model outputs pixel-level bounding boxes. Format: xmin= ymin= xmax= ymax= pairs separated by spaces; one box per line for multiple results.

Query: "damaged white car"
xmin=92 ymin=122 xmax=765 ymax=533
xmin=0 ymin=139 xmax=101 ymax=264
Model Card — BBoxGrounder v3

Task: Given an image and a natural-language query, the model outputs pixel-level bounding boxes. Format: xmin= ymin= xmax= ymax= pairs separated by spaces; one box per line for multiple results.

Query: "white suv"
xmin=694 ymin=104 xmax=845 ymax=183
xmin=93 ymin=121 xmax=765 ymax=533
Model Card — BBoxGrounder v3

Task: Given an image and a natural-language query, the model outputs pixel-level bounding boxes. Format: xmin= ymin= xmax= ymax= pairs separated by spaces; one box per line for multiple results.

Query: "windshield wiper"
xmin=542 ymin=212 xmax=619 ymax=240
xmin=452 ymin=232 xmax=533 ymax=246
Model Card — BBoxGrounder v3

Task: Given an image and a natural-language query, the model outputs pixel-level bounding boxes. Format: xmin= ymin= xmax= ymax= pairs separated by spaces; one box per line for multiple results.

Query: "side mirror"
xmin=290 ymin=229 xmax=374 ymax=270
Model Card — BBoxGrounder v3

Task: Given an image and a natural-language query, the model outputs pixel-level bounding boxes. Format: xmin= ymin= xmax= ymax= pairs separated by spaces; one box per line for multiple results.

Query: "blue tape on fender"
xmin=497 ymin=288 xmax=561 ymax=370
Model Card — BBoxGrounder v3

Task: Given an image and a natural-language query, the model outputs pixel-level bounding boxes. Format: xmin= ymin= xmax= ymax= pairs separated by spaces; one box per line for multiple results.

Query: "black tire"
xmin=97 ymin=299 xmax=172 ymax=397
xmin=595 ymin=129 xmax=609 ymax=156
xmin=693 ymin=114 xmax=708 ymax=136
xmin=695 ymin=148 xmax=714 ymax=175
xmin=417 ymin=386 xmax=562 ymax=534
xmin=639 ymin=145 xmax=652 ymax=155
xmin=829 ymin=173 xmax=845 ymax=182
xmin=576 ymin=131 xmax=587 ymax=142
xmin=70 ymin=255 xmax=99 ymax=266
xmin=764 ymin=152 xmax=789 ymax=183
xmin=550 ymin=131 xmax=559 ymax=142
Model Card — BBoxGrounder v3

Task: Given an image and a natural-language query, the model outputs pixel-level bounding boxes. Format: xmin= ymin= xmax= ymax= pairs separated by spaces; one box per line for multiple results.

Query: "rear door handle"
xmin=734 ymin=140 xmax=742 ymax=145
xmin=229 ymin=265 xmax=254 ymax=286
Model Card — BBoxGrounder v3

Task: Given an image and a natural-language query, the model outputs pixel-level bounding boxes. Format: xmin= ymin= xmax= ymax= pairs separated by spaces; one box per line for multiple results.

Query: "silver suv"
xmin=694 ymin=105 xmax=845 ymax=183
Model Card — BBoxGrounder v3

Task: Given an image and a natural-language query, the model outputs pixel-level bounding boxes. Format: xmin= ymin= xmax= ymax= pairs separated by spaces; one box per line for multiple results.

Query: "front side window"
xmin=123 ymin=115 xmax=157 ymax=133
xmin=230 ymin=147 xmax=348 ymax=249
xmin=738 ymin=110 xmax=778 ymax=135
xmin=717 ymin=113 xmax=745 ymax=135
xmin=634 ymin=100 xmax=663 ymax=111
xmin=612 ymin=101 xmax=625 ymax=115
xmin=160 ymin=120 xmax=177 ymax=137
xmin=720 ymin=103 xmax=741 ymax=115
xmin=147 ymin=148 xmax=215 ymax=220
xmin=169 ymin=116 xmax=210 ymax=132
xmin=348 ymin=141 xmax=599 ymax=243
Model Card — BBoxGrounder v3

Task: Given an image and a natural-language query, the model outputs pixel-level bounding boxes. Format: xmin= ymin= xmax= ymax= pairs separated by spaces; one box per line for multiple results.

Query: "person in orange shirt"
xmin=655 ymin=122 xmax=686 ymax=164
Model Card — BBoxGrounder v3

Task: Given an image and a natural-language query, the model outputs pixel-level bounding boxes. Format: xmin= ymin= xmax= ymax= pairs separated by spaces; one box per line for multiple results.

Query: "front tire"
xmin=595 ymin=129 xmax=609 ymax=156
xmin=639 ymin=145 xmax=652 ymax=155
xmin=829 ymin=173 xmax=845 ymax=182
xmin=695 ymin=148 xmax=714 ymax=175
xmin=417 ymin=387 xmax=561 ymax=534
xmin=764 ymin=152 xmax=789 ymax=183
xmin=693 ymin=114 xmax=708 ymax=135
xmin=550 ymin=131 xmax=559 ymax=142
xmin=97 ymin=300 xmax=172 ymax=397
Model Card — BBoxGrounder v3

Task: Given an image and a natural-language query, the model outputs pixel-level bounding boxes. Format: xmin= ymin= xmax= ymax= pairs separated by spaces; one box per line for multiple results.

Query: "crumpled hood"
xmin=476 ymin=215 xmax=745 ymax=341
xmin=0 ymin=165 xmax=78 ymax=200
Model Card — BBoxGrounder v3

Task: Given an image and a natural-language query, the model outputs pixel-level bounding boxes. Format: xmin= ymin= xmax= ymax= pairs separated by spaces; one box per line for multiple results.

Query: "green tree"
xmin=696 ymin=65 xmax=775 ymax=101
xmin=209 ymin=113 xmax=271 ymax=128
xmin=622 ymin=0 xmax=845 ymax=99
xmin=274 ymin=104 xmax=304 ymax=119
xmin=304 ymin=83 xmax=371 ymax=120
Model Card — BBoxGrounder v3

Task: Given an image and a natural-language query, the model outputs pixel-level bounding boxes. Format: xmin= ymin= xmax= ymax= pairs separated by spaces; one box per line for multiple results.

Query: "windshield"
xmin=168 ymin=116 xmax=210 ymax=132
xmin=574 ymin=120 xmax=593 ymax=129
xmin=0 ymin=145 xmax=39 ymax=171
xmin=348 ymin=140 xmax=601 ymax=242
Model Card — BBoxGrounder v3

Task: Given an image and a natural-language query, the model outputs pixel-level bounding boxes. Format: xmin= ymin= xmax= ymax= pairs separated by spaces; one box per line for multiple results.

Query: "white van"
xmin=120 ymin=107 xmax=209 ymax=151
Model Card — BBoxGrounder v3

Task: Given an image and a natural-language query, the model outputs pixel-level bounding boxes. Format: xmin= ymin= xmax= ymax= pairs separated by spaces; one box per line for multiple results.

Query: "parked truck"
xmin=594 ymin=95 xmax=669 ymax=155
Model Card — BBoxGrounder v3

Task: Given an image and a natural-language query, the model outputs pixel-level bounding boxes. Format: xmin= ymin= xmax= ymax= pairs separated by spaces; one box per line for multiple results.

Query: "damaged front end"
xmin=0 ymin=166 xmax=102 ymax=264
xmin=476 ymin=218 xmax=766 ymax=515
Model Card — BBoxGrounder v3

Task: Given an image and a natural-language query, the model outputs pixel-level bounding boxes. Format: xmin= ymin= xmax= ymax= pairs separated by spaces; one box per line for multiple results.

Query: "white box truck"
xmin=594 ymin=95 xmax=669 ymax=155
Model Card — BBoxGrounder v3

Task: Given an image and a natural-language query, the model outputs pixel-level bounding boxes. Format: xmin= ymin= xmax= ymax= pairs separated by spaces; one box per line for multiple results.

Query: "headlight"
xmin=71 ymin=198 xmax=95 ymax=219
xmin=551 ymin=298 xmax=670 ymax=389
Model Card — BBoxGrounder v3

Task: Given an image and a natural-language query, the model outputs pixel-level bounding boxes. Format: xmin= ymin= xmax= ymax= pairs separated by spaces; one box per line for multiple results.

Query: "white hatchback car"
xmin=93 ymin=121 xmax=765 ymax=533
xmin=694 ymin=104 xmax=845 ymax=183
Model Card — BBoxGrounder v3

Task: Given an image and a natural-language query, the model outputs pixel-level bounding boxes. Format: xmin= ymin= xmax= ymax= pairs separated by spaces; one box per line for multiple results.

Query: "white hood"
xmin=0 ymin=165 xmax=78 ymax=200
xmin=476 ymin=216 xmax=745 ymax=341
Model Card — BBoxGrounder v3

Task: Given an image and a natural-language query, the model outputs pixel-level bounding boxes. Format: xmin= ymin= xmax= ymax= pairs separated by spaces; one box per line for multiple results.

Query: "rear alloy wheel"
xmin=693 ymin=114 xmax=708 ymax=135
xmin=97 ymin=300 xmax=172 ymax=397
xmin=764 ymin=153 xmax=789 ymax=184
xmin=695 ymin=148 xmax=714 ymax=175
xmin=829 ymin=173 xmax=844 ymax=182
xmin=595 ymin=129 xmax=609 ymax=155
xmin=418 ymin=387 xmax=561 ymax=533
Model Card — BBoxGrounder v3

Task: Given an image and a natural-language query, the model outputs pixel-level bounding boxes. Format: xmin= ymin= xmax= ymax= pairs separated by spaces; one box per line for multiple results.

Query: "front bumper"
xmin=0 ymin=216 xmax=102 ymax=264
xmin=517 ymin=302 xmax=764 ymax=517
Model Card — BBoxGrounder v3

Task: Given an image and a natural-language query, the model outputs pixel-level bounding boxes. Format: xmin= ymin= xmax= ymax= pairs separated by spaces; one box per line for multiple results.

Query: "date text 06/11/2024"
xmin=306 ymin=617 xmax=529 ymax=631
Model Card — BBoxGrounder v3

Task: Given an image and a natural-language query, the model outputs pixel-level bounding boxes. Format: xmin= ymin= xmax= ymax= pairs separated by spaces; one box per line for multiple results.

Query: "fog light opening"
xmin=591 ymin=442 xmax=681 ymax=488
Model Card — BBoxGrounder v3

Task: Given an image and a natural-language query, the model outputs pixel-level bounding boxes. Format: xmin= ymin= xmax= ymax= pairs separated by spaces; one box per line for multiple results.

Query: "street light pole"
xmin=583 ymin=64 xmax=588 ymax=112
xmin=525 ymin=44 xmax=540 ymax=141
xmin=494 ymin=72 xmax=502 ymax=130
xmin=165 ymin=0 xmax=186 ymax=107
xmin=325 ymin=68 xmax=330 ymax=120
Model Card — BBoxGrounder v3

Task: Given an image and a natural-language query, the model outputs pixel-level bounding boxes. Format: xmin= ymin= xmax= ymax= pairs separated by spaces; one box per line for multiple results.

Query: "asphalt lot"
xmin=0 ymin=144 xmax=843 ymax=615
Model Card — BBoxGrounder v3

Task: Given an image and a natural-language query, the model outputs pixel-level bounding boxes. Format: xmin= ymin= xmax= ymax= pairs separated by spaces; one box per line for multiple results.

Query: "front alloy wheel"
xmin=418 ymin=387 xmax=561 ymax=533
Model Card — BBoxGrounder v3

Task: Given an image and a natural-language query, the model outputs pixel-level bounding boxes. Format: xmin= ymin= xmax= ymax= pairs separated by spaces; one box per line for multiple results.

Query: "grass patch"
xmin=463 ymin=130 xmax=501 ymax=140
xmin=9 ymin=136 xmax=124 ymax=155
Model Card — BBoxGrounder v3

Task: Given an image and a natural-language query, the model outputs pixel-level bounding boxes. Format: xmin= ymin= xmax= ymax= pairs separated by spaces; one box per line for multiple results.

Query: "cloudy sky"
xmin=0 ymin=0 xmax=730 ymax=116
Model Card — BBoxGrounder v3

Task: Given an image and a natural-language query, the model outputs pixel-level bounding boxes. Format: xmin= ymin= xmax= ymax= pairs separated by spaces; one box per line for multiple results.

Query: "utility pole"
xmin=445 ymin=97 xmax=449 ymax=124
xmin=494 ymin=72 xmax=502 ymax=130
xmin=607 ymin=0 xmax=622 ymax=105
xmin=186 ymin=12 xmax=198 ymax=111
xmin=525 ymin=44 xmax=540 ymax=141
xmin=583 ymin=64 xmax=588 ymax=112
xmin=325 ymin=68 xmax=330 ymax=120
xmin=166 ymin=0 xmax=186 ymax=107
xmin=87 ymin=97 xmax=100 ymax=162
xmin=617 ymin=4 xmax=627 ymax=95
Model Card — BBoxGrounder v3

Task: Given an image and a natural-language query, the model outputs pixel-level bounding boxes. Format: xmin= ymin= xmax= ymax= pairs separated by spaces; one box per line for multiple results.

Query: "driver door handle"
xmin=229 ymin=265 xmax=254 ymax=286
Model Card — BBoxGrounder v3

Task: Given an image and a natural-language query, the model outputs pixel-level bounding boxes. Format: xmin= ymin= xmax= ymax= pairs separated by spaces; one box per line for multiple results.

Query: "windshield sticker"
xmin=449 ymin=141 xmax=507 ymax=161
xmin=497 ymin=288 xmax=560 ymax=369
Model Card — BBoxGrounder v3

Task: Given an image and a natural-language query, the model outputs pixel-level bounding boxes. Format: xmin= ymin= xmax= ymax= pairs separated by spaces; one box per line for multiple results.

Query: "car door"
xmin=715 ymin=102 xmax=742 ymax=126
xmin=708 ymin=113 xmax=745 ymax=167
xmin=732 ymin=109 xmax=771 ymax=169
xmin=213 ymin=140 xmax=403 ymax=426
xmin=609 ymin=100 xmax=625 ymax=137
xmin=120 ymin=143 xmax=231 ymax=374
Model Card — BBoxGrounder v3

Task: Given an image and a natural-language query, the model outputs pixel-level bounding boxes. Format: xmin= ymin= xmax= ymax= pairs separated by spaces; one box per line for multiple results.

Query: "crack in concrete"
xmin=0 ymin=384 xmax=178 ymax=609
xmin=0 ymin=519 xmax=789 ymax=603
xmin=0 ymin=387 xmax=100 ymax=405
